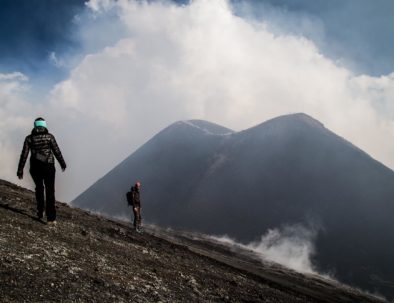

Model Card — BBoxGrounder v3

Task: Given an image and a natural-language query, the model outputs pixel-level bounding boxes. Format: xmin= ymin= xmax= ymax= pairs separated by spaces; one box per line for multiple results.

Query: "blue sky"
xmin=1 ymin=0 xmax=394 ymax=201
xmin=0 ymin=0 xmax=83 ymax=86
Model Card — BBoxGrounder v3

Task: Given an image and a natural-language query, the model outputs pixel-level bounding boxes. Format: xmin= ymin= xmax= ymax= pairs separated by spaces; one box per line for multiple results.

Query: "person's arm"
xmin=50 ymin=134 xmax=67 ymax=171
xmin=17 ymin=137 xmax=30 ymax=179
xmin=131 ymin=189 xmax=135 ymax=208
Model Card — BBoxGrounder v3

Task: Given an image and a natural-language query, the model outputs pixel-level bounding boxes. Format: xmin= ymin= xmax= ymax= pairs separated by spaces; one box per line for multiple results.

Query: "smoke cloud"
xmin=211 ymin=224 xmax=318 ymax=274
xmin=1 ymin=0 xmax=394 ymax=201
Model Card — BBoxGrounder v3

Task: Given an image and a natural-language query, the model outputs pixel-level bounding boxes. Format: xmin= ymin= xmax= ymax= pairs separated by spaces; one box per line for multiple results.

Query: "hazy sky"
xmin=1 ymin=0 xmax=394 ymax=201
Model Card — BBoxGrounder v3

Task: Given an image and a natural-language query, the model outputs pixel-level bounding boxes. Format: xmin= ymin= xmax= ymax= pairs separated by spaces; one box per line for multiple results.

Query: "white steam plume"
xmin=211 ymin=224 xmax=318 ymax=274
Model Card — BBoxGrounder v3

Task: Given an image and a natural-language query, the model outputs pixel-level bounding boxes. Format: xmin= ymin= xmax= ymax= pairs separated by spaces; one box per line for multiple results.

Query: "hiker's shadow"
xmin=0 ymin=202 xmax=46 ymax=225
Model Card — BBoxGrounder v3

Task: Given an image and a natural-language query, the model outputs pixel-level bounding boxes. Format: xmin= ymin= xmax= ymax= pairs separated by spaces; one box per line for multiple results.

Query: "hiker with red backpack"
xmin=127 ymin=182 xmax=142 ymax=233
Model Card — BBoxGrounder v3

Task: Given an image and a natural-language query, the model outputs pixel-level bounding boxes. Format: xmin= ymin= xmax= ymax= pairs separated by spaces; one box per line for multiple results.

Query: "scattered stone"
xmin=0 ymin=179 xmax=386 ymax=303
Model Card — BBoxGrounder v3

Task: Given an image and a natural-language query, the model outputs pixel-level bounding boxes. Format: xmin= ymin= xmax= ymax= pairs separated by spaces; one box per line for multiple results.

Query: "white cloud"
xmin=49 ymin=52 xmax=65 ymax=68
xmin=0 ymin=72 xmax=28 ymax=82
xmin=0 ymin=73 xmax=39 ymax=190
xmin=85 ymin=0 xmax=116 ymax=13
xmin=2 ymin=0 xmax=394 ymax=201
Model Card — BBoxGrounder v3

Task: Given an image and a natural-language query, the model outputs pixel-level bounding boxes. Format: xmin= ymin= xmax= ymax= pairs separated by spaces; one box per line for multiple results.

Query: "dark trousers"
xmin=132 ymin=205 xmax=142 ymax=228
xmin=30 ymin=162 xmax=56 ymax=221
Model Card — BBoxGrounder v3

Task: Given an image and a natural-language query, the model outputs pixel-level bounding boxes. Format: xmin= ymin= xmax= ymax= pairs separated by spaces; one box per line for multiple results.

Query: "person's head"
xmin=34 ymin=117 xmax=47 ymax=128
xmin=135 ymin=181 xmax=141 ymax=189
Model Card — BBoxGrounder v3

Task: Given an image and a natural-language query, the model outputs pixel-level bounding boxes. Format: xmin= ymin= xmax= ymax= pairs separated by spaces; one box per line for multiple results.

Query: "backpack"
xmin=126 ymin=190 xmax=133 ymax=205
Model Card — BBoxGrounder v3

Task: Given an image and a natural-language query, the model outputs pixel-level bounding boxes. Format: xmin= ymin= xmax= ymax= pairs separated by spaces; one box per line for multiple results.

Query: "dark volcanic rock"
xmin=0 ymin=179 xmax=387 ymax=302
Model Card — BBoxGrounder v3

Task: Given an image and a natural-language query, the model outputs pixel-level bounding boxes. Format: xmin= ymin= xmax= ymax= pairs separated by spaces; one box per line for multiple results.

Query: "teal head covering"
xmin=34 ymin=119 xmax=47 ymax=128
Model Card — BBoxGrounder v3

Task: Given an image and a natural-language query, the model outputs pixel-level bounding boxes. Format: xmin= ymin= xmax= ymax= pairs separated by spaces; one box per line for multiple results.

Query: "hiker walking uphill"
xmin=127 ymin=182 xmax=142 ymax=233
xmin=17 ymin=117 xmax=66 ymax=225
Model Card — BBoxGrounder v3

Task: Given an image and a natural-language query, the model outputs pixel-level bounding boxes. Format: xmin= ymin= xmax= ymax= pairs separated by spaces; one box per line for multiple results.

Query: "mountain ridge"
xmin=73 ymin=113 xmax=394 ymax=299
xmin=178 ymin=119 xmax=235 ymax=135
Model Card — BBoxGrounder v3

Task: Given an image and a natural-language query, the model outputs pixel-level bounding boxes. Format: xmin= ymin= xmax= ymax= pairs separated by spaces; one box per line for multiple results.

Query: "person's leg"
xmin=133 ymin=207 xmax=138 ymax=228
xmin=30 ymin=168 xmax=45 ymax=218
xmin=133 ymin=206 xmax=142 ymax=232
xmin=136 ymin=207 xmax=142 ymax=228
xmin=44 ymin=165 xmax=56 ymax=222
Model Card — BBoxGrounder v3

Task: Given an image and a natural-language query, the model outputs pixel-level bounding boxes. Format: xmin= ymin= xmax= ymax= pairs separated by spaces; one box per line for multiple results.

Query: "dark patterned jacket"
xmin=17 ymin=127 xmax=66 ymax=174
xmin=131 ymin=186 xmax=141 ymax=207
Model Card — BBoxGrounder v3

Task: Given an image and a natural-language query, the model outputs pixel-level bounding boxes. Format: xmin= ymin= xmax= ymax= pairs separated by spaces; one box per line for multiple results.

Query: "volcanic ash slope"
xmin=0 ymin=179 xmax=387 ymax=303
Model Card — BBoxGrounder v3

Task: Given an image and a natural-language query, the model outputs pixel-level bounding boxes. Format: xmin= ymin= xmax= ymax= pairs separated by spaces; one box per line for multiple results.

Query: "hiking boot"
xmin=136 ymin=227 xmax=143 ymax=234
xmin=37 ymin=212 xmax=43 ymax=220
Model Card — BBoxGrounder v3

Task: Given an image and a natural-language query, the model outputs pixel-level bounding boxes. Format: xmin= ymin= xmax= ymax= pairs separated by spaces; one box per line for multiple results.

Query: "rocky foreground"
xmin=0 ymin=180 xmax=387 ymax=302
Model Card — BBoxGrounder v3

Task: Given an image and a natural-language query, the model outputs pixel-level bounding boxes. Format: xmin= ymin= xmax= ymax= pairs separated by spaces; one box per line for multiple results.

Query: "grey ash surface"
xmin=0 ymin=180 xmax=387 ymax=302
